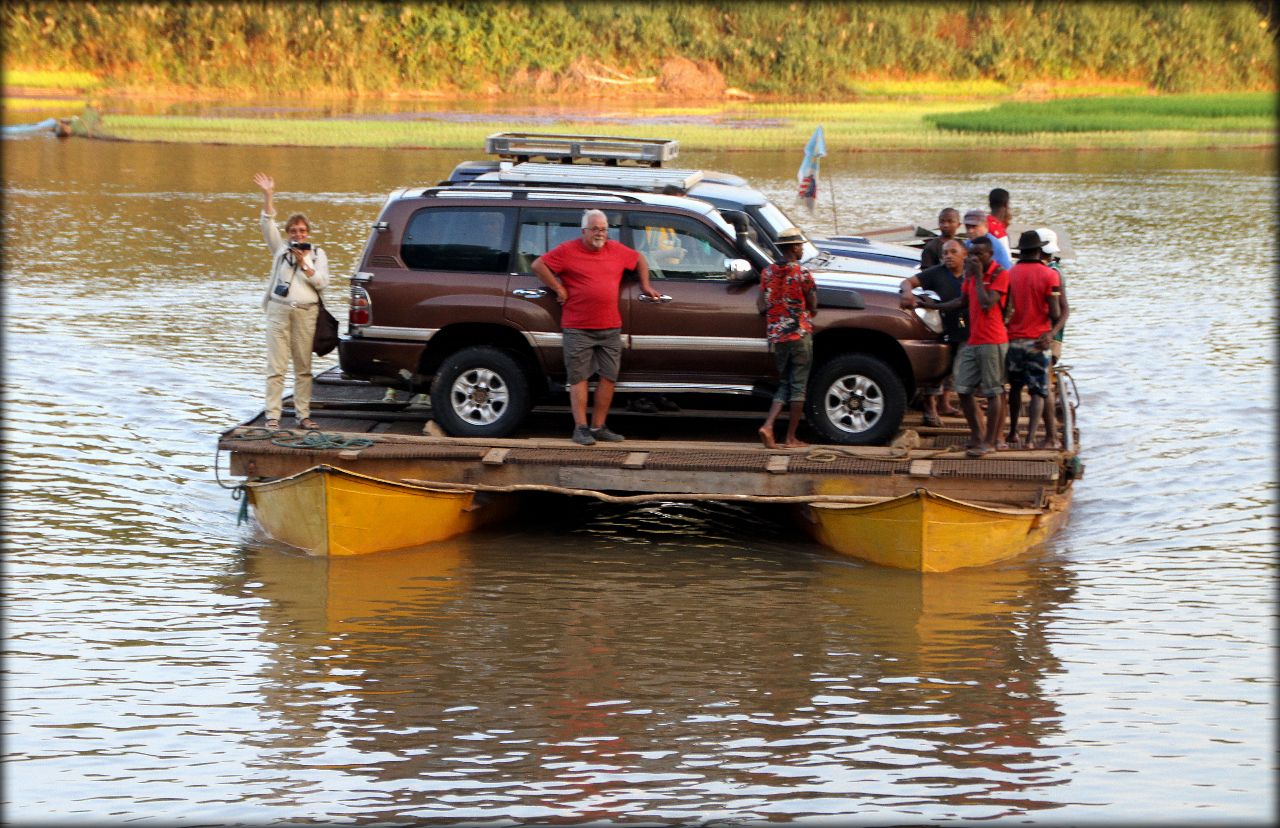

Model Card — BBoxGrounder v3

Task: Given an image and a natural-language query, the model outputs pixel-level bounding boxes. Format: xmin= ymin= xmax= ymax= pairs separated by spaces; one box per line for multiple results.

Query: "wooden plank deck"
xmin=219 ymin=370 xmax=1076 ymax=509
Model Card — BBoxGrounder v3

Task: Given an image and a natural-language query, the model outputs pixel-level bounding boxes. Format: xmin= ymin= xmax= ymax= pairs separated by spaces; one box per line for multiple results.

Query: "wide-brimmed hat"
xmin=1016 ymin=229 xmax=1042 ymax=251
xmin=1036 ymin=227 xmax=1061 ymax=255
xmin=776 ymin=227 xmax=808 ymax=246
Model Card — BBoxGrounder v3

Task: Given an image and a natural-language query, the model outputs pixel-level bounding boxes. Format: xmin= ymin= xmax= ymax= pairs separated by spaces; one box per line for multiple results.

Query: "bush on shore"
xmin=3 ymin=1 xmax=1275 ymax=100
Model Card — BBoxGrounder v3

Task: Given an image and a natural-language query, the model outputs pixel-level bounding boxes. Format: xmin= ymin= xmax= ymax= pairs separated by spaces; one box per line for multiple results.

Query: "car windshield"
xmin=753 ymin=201 xmax=822 ymax=261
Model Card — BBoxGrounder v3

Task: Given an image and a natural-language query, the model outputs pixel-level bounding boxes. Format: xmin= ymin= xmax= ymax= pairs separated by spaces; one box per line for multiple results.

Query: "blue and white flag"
xmin=797 ymin=125 xmax=826 ymax=212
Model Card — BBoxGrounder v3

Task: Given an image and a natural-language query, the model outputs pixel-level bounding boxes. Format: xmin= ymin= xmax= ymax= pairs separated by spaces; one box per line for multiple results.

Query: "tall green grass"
xmin=92 ymin=95 xmax=1275 ymax=152
xmin=927 ymin=92 xmax=1277 ymax=133
xmin=3 ymin=2 xmax=1275 ymax=98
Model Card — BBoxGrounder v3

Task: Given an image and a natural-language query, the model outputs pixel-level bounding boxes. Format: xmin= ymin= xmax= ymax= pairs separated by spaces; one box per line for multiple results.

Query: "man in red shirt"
xmin=1004 ymin=230 xmax=1064 ymax=448
xmin=923 ymin=236 xmax=1009 ymax=456
xmin=533 ymin=209 xmax=661 ymax=446
xmin=987 ymin=187 xmax=1011 ymax=241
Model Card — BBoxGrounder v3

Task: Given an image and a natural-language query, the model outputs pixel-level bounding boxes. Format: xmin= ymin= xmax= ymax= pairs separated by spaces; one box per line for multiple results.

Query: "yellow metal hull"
xmin=803 ymin=488 xmax=1072 ymax=573
xmin=245 ymin=465 xmax=512 ymax=557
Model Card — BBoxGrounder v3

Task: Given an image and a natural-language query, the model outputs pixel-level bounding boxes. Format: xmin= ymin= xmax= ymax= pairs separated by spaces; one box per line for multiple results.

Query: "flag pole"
xmin=827 ymin=168 xmax=839 ymax=235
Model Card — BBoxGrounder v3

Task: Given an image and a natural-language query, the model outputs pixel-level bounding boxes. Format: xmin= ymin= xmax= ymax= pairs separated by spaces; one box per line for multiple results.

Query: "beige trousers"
xmin=265 ymin=301 xmax=318 ymax=421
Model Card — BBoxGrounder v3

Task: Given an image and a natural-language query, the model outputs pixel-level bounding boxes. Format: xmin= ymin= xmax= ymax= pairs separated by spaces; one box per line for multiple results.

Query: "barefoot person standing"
xmin=253 ymin=172 xmax=330 ymax=431
xmin=757 ymin=228 xmax=818 ymax=449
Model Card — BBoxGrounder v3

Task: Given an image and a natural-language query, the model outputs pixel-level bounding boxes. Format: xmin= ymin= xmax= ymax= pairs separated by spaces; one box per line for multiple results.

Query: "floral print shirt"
xmin=760 ymin=261 xmax=816 ymax=344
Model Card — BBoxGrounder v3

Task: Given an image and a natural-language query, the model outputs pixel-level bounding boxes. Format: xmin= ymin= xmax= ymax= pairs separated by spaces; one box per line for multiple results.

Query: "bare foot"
xmin=939 ymin=406 xmax=962 ymax=417
xmin=784 ymin=438 xmax=809 ymax=448
xmin=1007 ymin=434 xmax=1025 ymax=449
xmin=758 ymin=426 xmax=778 ymax=449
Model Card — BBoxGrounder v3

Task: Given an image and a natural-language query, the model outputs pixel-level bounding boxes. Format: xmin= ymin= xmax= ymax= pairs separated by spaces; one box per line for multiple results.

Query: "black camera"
xmin=290 ymin=241 xmax=312 ymax=251
xmin=273 ymin=281 xmax=290 ymax=297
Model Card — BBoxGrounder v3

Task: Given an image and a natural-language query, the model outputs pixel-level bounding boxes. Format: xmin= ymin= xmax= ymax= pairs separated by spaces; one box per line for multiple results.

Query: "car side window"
xmin=402 ymin=207 xmax=515 ymax=272
xmin=628 ymin=213 xmax=735 ymax=280
xmin=514 ymin=208 xmax=621 ymax=272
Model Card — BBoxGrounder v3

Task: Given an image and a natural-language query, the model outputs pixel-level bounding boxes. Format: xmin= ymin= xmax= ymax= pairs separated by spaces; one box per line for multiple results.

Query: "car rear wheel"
xmin=430 ymin=346 xmax=531 ymax=438
xmin=805 ymin=353 xmax=906 ymax=445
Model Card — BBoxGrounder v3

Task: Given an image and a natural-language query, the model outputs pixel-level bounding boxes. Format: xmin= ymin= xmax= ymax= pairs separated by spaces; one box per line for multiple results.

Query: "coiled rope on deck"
xmin=223 ymin=426 xmax=375 ymax=450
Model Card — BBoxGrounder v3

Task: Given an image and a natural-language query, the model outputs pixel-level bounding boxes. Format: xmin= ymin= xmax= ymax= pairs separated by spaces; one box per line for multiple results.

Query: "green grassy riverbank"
xmin=68 ymin=94 xmax=1276 ymax=153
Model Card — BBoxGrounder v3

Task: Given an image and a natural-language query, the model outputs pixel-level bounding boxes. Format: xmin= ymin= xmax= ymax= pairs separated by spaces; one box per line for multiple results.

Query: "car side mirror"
xmin=724 ymin=258 xmax=754 ymax=281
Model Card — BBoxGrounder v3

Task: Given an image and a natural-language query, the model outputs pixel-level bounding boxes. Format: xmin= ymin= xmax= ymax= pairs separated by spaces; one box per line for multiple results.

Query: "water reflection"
xmin=222 ymin=507 xmax=1075 ymax=822
xmin=3 ymin=133 xmax=1274 ymax=822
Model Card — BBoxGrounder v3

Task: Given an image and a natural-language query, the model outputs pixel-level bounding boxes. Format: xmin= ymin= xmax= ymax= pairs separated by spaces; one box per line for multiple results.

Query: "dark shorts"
xmin=771 ymin=335 xmax=813 ymax=403
xmin=953 ymin=341 xmax=1008 ymax=398
xmin=1006 ymin=338 xmax=1051 ymax=397
xmin=563 ymin=327 xmax=622 ymax=384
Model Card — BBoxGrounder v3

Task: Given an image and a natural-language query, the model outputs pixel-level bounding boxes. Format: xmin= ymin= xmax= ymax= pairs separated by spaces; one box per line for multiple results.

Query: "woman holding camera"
xmin=253 ymin=172 xmax=330 ymax=431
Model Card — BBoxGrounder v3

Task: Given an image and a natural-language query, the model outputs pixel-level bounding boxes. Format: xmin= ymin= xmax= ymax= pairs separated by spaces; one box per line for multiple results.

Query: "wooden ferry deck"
xmin=219 ymin=369 xmax=1076 ymax=510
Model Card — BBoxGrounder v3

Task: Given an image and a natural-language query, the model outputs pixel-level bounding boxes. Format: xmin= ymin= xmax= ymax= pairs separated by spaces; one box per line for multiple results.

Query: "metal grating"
xmin=506 ymin=448 xmax=631 ymax=468
xmin=932 ymin=434 xmax=970 ymax=447
xmin=788 ymin=456 xmax=910 ymax=475
xmin=931 ymin=459 xmax=1058 ymax=481
xmin=643 ymin=450 xmax=774 ymax=473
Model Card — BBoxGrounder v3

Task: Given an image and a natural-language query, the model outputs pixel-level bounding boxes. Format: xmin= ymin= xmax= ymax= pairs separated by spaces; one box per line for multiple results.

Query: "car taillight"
xmin=349 ymin=286 xmax=371 ymax=326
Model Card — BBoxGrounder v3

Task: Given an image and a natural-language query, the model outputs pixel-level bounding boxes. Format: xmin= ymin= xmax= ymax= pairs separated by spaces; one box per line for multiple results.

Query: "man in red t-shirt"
xmin=987 ymin=187 xmax=1011 ymax=242
xmin=532 ymin=209 xmax=660 ymax=446
xmin=923 ymin=236 xmax=1008 ymax=456
xmin=1003 ymin=230 xmax=1064 ymax=449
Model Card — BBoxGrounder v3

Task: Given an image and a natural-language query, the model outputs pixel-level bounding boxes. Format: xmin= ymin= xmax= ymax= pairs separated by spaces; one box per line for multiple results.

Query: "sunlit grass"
xmin=4 ymin=69 xmax=100 ymax=90
xmin=928 ymin=92 xmax=1276 ymax=133
xmin=94 ymin=102 xmax=1274 ymax=153
xmin=849 ymin=79 xmax=1012 ymax=98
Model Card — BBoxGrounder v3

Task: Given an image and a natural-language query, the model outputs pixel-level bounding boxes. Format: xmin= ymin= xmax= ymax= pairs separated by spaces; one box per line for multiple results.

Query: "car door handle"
xmin=639 ymin=293 xmax=673 ymax=304
xmin=511 ymin=288 xmax=548 ymax=299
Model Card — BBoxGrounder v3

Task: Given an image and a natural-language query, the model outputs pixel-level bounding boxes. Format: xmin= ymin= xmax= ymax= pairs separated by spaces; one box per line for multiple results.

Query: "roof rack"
xmin=484 ymin=132 xmax=679 ymax=166
xmin=492 ymin=162 xmax=703 ymax=193
xmin=416 ymin=185 xmax=648 ymax=204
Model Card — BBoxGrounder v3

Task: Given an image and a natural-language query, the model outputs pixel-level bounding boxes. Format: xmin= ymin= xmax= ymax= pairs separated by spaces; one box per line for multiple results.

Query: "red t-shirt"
xmin=961 ymin=262 xmax=1009 ymax=345
xmin=540 ymin=238 xmax=640 ymax=329
xmin=987 ymin=214 xmax=1008 ymax=240
xmin=1005 ymin=261 xmax=1061 ymax=340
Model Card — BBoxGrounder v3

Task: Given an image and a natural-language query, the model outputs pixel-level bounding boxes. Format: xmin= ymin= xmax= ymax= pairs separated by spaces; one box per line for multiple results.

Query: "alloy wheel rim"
xmin=450 ymin=368 xmax=509 ymax=425
xmin=823 ymin=373 xmax=884 ymax=434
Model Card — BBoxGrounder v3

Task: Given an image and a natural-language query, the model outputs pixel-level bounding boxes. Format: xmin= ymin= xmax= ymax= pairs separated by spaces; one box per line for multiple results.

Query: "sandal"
xmin=264 ymin=418 xmax=281 ymax=430
xmin=299 ymin=418 xmax=319 ymax=430
xmin=921 ymin=413 xmax=942 ymax=428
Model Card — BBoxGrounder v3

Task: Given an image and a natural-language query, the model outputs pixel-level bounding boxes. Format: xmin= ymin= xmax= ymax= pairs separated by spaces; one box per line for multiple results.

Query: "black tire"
xmin=805 ymin=353 xmax=907 ymax=446
xmin=429 ymin=346 xmax=531 ymax=438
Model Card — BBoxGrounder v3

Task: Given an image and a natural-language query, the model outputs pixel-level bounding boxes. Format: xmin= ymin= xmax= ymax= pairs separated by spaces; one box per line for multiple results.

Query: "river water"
xmin=2 ymin=132 xmax=1275 ymax=824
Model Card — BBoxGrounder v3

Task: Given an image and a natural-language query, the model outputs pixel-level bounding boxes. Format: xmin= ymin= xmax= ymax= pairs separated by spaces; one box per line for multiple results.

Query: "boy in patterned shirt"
xmin=757 ymin=228 xmax=818 ymax=449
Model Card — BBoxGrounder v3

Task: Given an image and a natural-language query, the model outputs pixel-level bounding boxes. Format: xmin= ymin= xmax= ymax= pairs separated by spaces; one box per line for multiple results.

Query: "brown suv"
xmin=338 ymin=185 xmax=950 ymax=445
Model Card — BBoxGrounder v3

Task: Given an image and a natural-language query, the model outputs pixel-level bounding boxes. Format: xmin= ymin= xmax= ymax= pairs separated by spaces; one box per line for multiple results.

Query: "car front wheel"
xmin=429 ymin=346 xmax=531 ymax=438
xmin=805 ymin=353 xmax=906 ymax=445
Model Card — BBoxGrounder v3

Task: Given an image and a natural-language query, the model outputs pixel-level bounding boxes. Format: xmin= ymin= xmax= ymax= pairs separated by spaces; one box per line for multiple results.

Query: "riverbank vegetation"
xmin=4 ymin=2 xmax=1274 ymax=102
xmin=85 ymin=93 xmax=1275 ymax=153
xmin=928 ymin=92 xmax=1277 ymax=134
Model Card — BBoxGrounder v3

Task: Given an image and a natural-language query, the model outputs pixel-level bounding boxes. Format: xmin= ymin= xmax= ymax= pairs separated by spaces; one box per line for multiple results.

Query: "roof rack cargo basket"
xmin=484 ymin=132 xmax=679 ymax=166
xmin=495 ymin=162 xmax=703 ymax=193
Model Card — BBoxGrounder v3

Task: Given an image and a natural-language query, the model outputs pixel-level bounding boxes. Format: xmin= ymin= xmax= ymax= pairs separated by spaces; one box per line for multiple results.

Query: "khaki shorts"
xmin=953 ymin=341 xmax=1008 ymax=397
xmin=771 ymin=335 xmax=813 ymax=403
xmin=563 ymin=327 xmax=622 ymax=384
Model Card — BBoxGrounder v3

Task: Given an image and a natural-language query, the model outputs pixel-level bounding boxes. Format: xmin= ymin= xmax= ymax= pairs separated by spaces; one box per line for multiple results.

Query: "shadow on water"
xmin=218 ymin=504 xmax=1077 ymax=822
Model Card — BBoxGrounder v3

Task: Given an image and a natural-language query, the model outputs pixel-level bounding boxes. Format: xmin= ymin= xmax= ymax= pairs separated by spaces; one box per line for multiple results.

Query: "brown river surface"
xmin=2 ymin=128 xmax=1276 ymax=824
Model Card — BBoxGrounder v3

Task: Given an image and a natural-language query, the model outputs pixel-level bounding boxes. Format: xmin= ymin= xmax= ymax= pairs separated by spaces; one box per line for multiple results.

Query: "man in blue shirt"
xmin=963 ymin=209 xmax=1013 ymax=270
